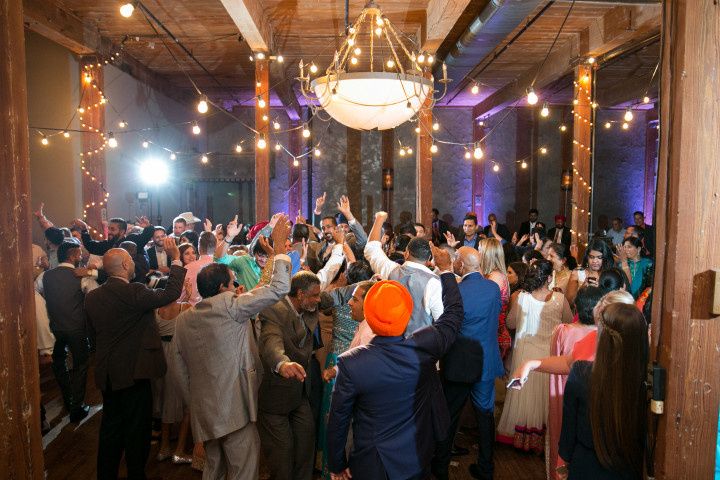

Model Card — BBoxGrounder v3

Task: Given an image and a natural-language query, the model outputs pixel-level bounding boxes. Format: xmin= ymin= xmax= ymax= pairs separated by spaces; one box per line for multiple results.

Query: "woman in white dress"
xmin=497 ymin=259 xmax=573 ymax=453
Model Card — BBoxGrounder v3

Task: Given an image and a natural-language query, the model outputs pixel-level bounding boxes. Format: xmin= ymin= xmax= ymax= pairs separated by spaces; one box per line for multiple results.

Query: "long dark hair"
xmin=521 ymin=259 xmax=554 ymax=292
xmin=598 ymin=267 xmax=630 ymax=293
xmin=508 ymin=261 xmax=529 ymax=294
xmin=582 ymin=238 xmax=614 ymax=271
xmin=590 ymin=303 xmax=648 ymax=476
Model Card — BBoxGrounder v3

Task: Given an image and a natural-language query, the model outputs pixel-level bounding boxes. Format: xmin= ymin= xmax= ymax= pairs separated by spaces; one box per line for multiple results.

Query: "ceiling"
xmin=24 ymin=0 xmax=662 ymax=116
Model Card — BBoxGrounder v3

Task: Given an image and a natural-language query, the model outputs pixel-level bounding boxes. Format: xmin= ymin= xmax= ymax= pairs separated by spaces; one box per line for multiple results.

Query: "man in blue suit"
xmin=326 ymin=244 xmax=463 ymax=480
xmin=432 ymin=246 xmax=504 ymax=480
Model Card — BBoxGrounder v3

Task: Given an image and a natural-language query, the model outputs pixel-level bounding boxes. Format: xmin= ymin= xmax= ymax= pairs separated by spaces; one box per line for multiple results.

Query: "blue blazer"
xmin=327 ymin=273 xmax=464 ymax=480
xmin=456 ymin=272 xmax=504 ymax=382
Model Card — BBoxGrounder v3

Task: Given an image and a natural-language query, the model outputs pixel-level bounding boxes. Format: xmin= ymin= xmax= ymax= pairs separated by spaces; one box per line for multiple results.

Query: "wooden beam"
xmin=287 ymin=120 xmax=302 ymax=218
xmin=381 ymin=129 xmax=395 ymax=222
xmin=421 ymin=0 xmax=473 ymax=54
xmin=570 ymin=65 xmax=593 ymax=257
xmin=0 ymin=0 xmax=44 ymax=477
xmin=219 ymin=0 xmax=274 ymax=52
xmin=651 ymin=1 xmax=720 ymax=477
xmin=270 ymin=64 xmax=302 ymax=121
xmin=255 ymin=58 xmax=270 ymax=222
xmin=415 ymin=97 xmax=433 ymax=227
xmin=473 ymin=5 xmax=660 ymax=118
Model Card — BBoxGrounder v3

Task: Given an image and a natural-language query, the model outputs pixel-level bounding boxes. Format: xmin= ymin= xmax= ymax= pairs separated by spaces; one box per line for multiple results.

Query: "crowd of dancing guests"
xmin=31 ymin=196 xmax=654 ymax=480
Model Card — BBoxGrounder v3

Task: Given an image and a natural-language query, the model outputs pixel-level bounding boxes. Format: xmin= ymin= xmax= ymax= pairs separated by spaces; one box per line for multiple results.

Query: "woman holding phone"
xmin=565 ymin=239 xmax=615 ymax=304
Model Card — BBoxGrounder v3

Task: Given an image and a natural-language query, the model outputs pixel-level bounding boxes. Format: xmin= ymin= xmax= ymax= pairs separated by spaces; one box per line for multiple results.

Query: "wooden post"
xmin=643 ymin=111 xmax=659 ymax=223
xmin=254 ymin=58 xmax=270 ymax=222
xmin=559 ymin=106 xmax=574 ymax=217
xmin=471 ymin=120 xmax=486 ymax=219
xmin=287 ymin=120 xmax=302 ymax=219
xmin=415 ymin=102 xmax=433 ymax=228
xmin=651 ymin=1 xmax=720 ymax=478
xmin=0 ymin=0 xmax=44 ymax=476
xmin=381 ymin=129 xmax=394 ymax=222
xmin=346 ymin=127 xmax=362 ymax=217
xmin=79 ymin=58 xmax=107 ymax=237
xmin=570 ymin=65 xmax=593 ymax=255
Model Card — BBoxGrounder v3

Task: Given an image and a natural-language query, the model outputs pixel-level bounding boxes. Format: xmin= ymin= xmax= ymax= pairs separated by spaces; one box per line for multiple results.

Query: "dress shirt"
xmin=554 ymin=227 xmax=565 ymax=244
xmin=463 ymin=234 xmax=479 ymax=248
xmin=35 ymin=263 xmax=100 ymax=295
xmin=607 ymin=228 xmax=626 ymax=245
xmin=184 ymin=254 xmax=215 ymax=305
xmin=155 ymin=247 xmax=168 ymax=269
xmin=364 ymin=240 xmax=444 ymax=320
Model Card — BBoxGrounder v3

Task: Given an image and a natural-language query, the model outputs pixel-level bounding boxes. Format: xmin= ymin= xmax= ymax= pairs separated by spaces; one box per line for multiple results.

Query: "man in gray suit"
xmin=258 ymin=270 xmax=323 ymax=480
xmin=172 ymin=216 xmax=292 ymax=480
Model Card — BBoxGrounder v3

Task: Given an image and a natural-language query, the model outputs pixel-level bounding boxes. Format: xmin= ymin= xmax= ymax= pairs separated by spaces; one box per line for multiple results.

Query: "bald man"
xmin=85 ymin=238 xmax=186 ymax=480
xmin=432 ymin=246 xmax=504 ymax=480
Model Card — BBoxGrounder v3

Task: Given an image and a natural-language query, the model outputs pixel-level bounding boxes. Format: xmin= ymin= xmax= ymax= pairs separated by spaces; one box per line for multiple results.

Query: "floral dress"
xmin=488 ymin=271 xmax=512 ymax=359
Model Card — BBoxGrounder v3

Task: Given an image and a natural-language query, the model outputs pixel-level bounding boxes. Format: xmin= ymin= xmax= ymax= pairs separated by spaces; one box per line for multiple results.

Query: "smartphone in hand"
xmin=506 ymin=377 xmax=524 ymax=390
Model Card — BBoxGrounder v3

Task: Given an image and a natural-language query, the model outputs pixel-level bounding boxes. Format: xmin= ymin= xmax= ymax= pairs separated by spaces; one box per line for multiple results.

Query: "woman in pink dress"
xmin=478 ymin=238 xmax=512 ymax=359
xmin=547 ymin=286 xmax=604 ymax=479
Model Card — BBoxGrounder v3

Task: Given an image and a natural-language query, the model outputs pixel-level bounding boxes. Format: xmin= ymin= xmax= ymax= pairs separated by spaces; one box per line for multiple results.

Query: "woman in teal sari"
xmin=618 ymin=236 xmax=653 ymax=299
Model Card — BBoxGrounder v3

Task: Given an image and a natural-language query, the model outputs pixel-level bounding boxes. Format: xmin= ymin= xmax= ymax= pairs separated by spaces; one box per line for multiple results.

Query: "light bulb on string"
xmin=142 ymin=140 xmax=149 ymax=148
xmin=119 ymin=2 xmax=135 ymax=18
xmin=170 ymin=152 xmax=177 ymax=160
xmin=235 ymin=144 xmax=243 ymax=153
xmin=540 ymin=102 xmax=549 ymax=117
xmin=257 ymin=97 xmax=266 ymax=108
xmin=386 ymin=59 xmax=395 ymax=69
xmin=302 ymin=125 xmax=311 ymax=138
xmin=107 ymin=133 xmax=118 ymax=148
xmin=540 ymin=147 xmax=547 ymax=155
xmin=432 ymin=122 xmax=439 ymax=131
xmin=573 ymin=99 xmax=579 ymax=105
xmin=624 ymin=108 xmax=634 ymax=122
xmin=471 ymin=84 xmax=479 ymax=95
xmin=262 ymin=114 xmax=268 ymax=122
xmin=521 ymin=160 xmax=528 ymax=169
xmin=399 ymin=148 xmax=406 ymax=156
xmin=351 ymin=57 xmax=358 ymax=65
xmin=430 ymin=144 xmax=438 ymax=154
xmin=526 ymin=87 xmax=538 ymax=105
xmin=473 ymin=146 xmax=483 ymax=159
xmin=192 ymin=122 xmax=201 ymax=135
xmin=417 ymin=53 xmax=425 ymax=64
xmin=354 ymin=47 xmax=361 ymax=56
xmin=559 ymin=124 xmax=567 ymax=132
xmin=309 ymin=63 xmax=318 ymax=74
xmin=255 ymin=52 xmax=265 ymax=60
xmin=407 ymin=147 xmax=413 ymax=154
xmin=375 ymin=27 xmax=382 ymax=36
xmin=415 ymin=127 xmax=420 ymax=134
xmin=83 ymin=72 xmax=93 ymax=84
xmin=197 ymin=96 xmax=209 ymax=113
xmin=273 ymin=121 xmax=281 ymax=130
xmin=427 ymin=55 xmax=434 ymax=64
xmin=622 ymin=122 xmax=629 ymax=130
xmin=41 ymin=136 xmax=49 ymax=146
xmin=62 ymin=131 xmax=70 ymax=138
xmin=314 ymin=147 xmax=321 ymax=157
xmin=201 ymin=155 xmax=208 ymax=164
xmin=604 ymin=122 xmax=611 ymax=129
xmin=293 ymin=158 xmax=299 ymax=167
xmin=275 ymin=142 xmax=282 ymax=151
xmin=376 ymin=15 xmax=384 ymax=26
xmin=464 ymin=150 xmax=471 ymax=160
xmin=643 ymin=96 xmax=650 ymax=104
xmin=78 ymin=107 xmax=85 ymax=114
xmin=587 ymin=57 xmax=596 ymax=64
xmin=347 ymin=38 xmax=355 ymax=47
xmin=118 ymin=120 xmax=127 ymax=128
xmin=492 ymin=164 xmax=500 ymax=173
xmin=257 ymin=134 xmax=267 ymax=149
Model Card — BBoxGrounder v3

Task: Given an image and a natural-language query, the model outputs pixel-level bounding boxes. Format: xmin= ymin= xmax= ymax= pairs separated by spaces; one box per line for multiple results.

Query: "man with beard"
xmin=35 ymin=240 xmax=99 ymax=422
xmin=73 ymin=216 xmax=155 ymax=257
xmin=146 ymin=227 xmax=171 ymax=273
xmin=548 ymin=215 xmax=571 ymax=250
xmin=258 ymin=271 xmax=324 ymax=480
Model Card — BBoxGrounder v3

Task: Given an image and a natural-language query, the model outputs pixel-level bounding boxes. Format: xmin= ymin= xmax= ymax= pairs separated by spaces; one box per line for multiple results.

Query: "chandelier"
xmin=298 ymin=1 xmax=450 ymax=131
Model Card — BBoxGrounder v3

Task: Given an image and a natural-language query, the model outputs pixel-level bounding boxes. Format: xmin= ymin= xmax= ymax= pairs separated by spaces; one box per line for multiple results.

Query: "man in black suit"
xmin=84 ymin=237 xmax=185 ymax=480
xmin=517 ymin=208 xmax=540 ymax=238
xmin=548 ymin=214 xmax=571 ymax=250
xmin=145 ymin=226 xmax=171 ymax=273
xmin=431 ymin=208 xmax=450 ymax=245
xmin=73 ymin=216 xmax=155 ymax=257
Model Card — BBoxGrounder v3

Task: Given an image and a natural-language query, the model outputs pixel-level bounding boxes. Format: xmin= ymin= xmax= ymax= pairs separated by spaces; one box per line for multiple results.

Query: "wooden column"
xmin=652 ymin=1 xmax=720 ymax=477
xmin=570 ymin=65 xmax=593 ymax=254
xmin=559 ymin=106 xmax=574 ymax=217
xmin=381 ymin=129 xmax=395 ymax=222
xmin=287 ymin=120 xmax=302 ymax=218
xmin=0 ymin=0 xmax=44 ymax=476
xmin=471 ymin=121 xmax=486 ymax=219
xmin=416 ymin=103 xmax=433 ymax=228
xmin=643 ymin=111 xmax=659 ymax=222
xmin=254 ymin=58 xmax=270 ymax=222
xmin=346 ymin=127 xmax=362 ymax=217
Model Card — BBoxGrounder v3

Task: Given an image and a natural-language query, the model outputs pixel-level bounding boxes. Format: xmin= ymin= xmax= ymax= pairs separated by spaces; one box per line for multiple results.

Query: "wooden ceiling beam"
xmin=219 ymin=0 xmax=274 ymax=52
xmin=271 ymin=64 xmax=302 ymax=122
xmin=473 ymin=4 xmax=660 ymax=119
xmin=421 ymin=0 xmax=473 ymax=54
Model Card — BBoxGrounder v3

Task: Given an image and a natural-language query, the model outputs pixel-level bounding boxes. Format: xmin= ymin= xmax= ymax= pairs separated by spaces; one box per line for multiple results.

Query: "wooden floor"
xmin=41 ymin=362 xmax=544 ymax=480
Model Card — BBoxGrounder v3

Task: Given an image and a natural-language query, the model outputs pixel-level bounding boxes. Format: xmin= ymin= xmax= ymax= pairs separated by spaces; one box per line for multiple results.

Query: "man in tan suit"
xmin=258 ymin=270 xmax=323 ymax=480
xmin=172 ymin=217 xmax=292 ymax=480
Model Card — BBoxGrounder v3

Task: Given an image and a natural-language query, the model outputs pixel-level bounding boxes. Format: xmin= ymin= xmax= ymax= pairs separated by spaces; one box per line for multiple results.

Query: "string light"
xmin=604 ymin=122 xmax=612 ymax=129
xmin=643 ymin=96 xmax=650 ymax=104
xmin=559 ymin=124 xmax=567 ymax=132
xmin=142 ymin=140 xmax=149 ymax=148
xmin=473 ymin=145 xmax=483 ymax=160
xmin=170 ymin=153 xmax=176 ymax=160
xmin=407 ymin=147 xmax=412 ymax=154
xmin=277 ymin=55 xmax=284 ymax=63
xmin=201 ymin=154 xmax=208 ymax=164
xmin=83 ymin=72 xmax=93 ymax=84
xmin=118 ymin=120 xmax=126 ymax=128
xmin=521 ymin=160 xmax=528 ymax=169
xmin=464 ymin=150 xmax=471 ymax=159
xmin=430 ymin=144 xmax=438 ymax=154
xmin=41 ymin=136 xmax=49 ymax=146
xmin=293 ymin=158 xmax=300 ymax=167
xmin=255 ymin=52 xmax=266 ymax=60
xmin=432 ymin=122 xmax=439 ymax=131
xmin=262 ymin=114 xmax=268 ymax=122
xmin=192 ymin=122 xmax=201 ymax=135
xmin=314 ymin=147 xmax=322 ymax=157
xmin=399 ymin=148 xmax=406 ymax=156
xmin=309 ymin=63 xmax=318 ymax=74
xmin=62 ymin=131 xmax=70 ymax=138
xmin=471 ymin=84 xmax=479 ymax=95
xmin=415 ymin=127 xmax=420 ymax=133
xmin=622 ymin=122 xmax=629 ymax=130
xmin=197 ymin=96 xmax=209 ymax=114
xmin=426 ymin=55 xmax=434 ymax=64
xmin=119 ymin=2 xmax=134 ymax=18
xmin=375 ymin=27 xmax=382 ymax=36
xmin=347 ymin=38 xmax=355 ymax=47
xmin=235 ymin=144 xmax=243 ymax=153
xmin=587 ymin=57 xmax=595 ymax=64
xmin=107 ymin=132 xmax=118 ymax=148
xmin=540 ymin=147 xmax=547 ymax=155
xmin=417 ymin=53 xmax=425 ymax=64
xmin=302 ymin=125 xmax=311 ymax=138
xmin=492 ymin=164 xmax=500 ymax=172
xmin=350 ymin=57 xmax=358 ymax=65
xmin=386 ymin=59 xmax=395 ymax=69
xmin=275 ymin=142 xmax=282 ymax=151
xmin=624 ymin=108 xmax=634 ymax=122
xmin=273 ymin=121 xmax=281 ymax=130
xmin=526 ymin=87 xmax=538 ymax=105
xmin=257 ymin=97 xmax=266 ymax=108
xmin=257 ymin=134 xmax=267 ymax=149
xmin=354 ymin=47 xmax=361 ymax=56
xmin=540 ymin=102 xmax=549 ymax=117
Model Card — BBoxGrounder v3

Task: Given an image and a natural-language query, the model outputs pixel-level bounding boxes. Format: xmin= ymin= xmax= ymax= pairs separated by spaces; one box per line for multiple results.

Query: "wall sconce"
xmin=382 ymin=168 xmax=394 ymax=191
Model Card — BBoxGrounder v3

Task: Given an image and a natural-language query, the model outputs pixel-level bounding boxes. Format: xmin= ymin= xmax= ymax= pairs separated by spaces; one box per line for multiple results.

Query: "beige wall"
xmin=25 ymin=31 xmax=81 ymax=245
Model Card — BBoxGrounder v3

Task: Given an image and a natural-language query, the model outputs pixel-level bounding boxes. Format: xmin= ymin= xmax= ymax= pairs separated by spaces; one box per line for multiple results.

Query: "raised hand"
xmin=332 ymin=226 xmax=346 ymax=245
xmin=225 ymin=215 xmax=241 ymax=240
xmin=136 ymin=216 xmax=151 ymax=228
xmin=203 ymin=218 xmax=213 ymax=232
xmin=257 ymin=235 xmax=274 ymax=256
xmin=336 ymin=195 xmax=354 ymax=221
xmin=443 ymin=231 xmax=459 ymax=248
xmin=163 ymin=237 xmax=180 ymax=261
xmin=73 ymin=218 xmax=89 ymax=231
xmin=33 ymin=202 xmax=45 ymax=219
xmin=269 ymin=212 xmax=284 ymax=228
xmin=430 ymin=242 xmax=452 ymax=272
xmin=270 ymin=214 xmax=291 ymax=255
xmin=314 ymin=191 xmax=327 ymax=214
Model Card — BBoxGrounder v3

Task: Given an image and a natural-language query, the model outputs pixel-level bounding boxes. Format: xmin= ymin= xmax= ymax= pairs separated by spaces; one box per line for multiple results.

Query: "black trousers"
xmin=432 ymin=379 xmax=495 ymax=480
xmin=97 ymin=380 xmax=153 ymax=480
xmin=51 ymin=329 xmax=89 ymax=413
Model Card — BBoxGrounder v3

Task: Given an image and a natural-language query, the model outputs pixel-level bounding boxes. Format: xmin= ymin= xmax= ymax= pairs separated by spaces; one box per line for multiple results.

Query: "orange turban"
xmin=363 ymin=280 xmax=414 ymax=337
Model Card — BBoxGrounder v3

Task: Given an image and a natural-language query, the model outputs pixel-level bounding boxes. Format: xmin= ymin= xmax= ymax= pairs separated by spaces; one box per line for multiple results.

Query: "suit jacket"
xmin=327 ymin=272 xmax=464 ymax=479
xmin=431 ymin=219 xmax=450 ymax=245
xmin=145 ymin=245 xmax=172 ymax=270
xmin=84 ymin=264 xmax=186 ymax=391
xmin=518 ymin=220 xmax=537 ymax=238
xmin=258 ymin=295 xmax=320 ymax=415
xmin=548 ymin=227 xmax=572 ymax=249
xmin=81 ymin=225 xmax=155 ymax=256
xmin=172 ymin=257 xmax=291 ymax=442
xmin=442 ymin=272 xmax=504 ymax=383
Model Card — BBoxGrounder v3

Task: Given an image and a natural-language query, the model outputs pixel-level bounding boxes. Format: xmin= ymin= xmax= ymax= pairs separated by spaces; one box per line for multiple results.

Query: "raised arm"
xmin=133 ymin=239 xmax=186 ymax=310
xmin=312 ymin=192 xmax=327 ymax=229
xmin=33 ymin=203 xmax=54 ymax=230
xmin=364 ymin=211 xmax=398 ymax=279
xmin=126 ymin=216 xmax=153 ymax=250
xmin=73 ymin=218 xmax=108 ymax=255
xmin=337 ymin=195 xmax=367 ymax=249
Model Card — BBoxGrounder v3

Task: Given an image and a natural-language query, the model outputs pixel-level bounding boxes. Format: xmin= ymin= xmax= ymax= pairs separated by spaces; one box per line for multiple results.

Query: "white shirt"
xmin=316 ymin=244 xmax=345 ymax=291
xmin=34 ymin=263 xmax=99 ymax=296
xmin=554 ymin=227 xmax=565 ymax=243
xmin=364 ymin=240 xmax=444 ymax=320
xmin=155 ymin=247 xmax=168 ymax=269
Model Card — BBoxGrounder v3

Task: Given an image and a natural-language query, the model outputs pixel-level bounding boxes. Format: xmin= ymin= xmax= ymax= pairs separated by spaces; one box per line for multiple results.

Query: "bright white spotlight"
xmin=139 ymin=159 xmax=169 ymax=186
xmin=119 ymin=3 xmax=135 ymax=18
